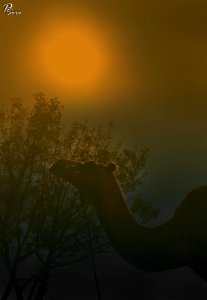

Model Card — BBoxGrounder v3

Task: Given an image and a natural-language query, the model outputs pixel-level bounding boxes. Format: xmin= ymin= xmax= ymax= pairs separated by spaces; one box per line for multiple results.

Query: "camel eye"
xmin=84 ymin=161 xmax=96 ymax=169
xmin=85 ymin=161 xmax=95 ymax=166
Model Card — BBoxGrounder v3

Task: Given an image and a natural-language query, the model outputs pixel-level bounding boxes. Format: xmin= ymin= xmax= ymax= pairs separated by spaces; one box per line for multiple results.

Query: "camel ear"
xmin=107 ymin=162 xmax=116 ymax=173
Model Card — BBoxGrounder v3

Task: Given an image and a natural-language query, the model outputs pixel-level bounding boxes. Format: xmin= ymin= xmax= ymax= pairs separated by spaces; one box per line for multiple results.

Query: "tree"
xmin=0 ymin=93 xmax=158 ymax=299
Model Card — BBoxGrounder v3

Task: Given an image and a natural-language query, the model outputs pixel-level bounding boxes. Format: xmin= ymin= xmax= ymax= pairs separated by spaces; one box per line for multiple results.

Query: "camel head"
xmin=49 ymin=159 xmax=117 ymax=191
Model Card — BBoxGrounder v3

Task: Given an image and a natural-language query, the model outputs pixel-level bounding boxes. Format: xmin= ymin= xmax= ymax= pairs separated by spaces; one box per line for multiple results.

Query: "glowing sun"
xmin=40 ymin=23 xmax=107 ymax=92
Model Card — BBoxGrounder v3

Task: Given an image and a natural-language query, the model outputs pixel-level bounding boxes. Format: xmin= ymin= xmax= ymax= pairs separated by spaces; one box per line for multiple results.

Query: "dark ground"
xmin=49 ymin=252 xmax=207 ymax=300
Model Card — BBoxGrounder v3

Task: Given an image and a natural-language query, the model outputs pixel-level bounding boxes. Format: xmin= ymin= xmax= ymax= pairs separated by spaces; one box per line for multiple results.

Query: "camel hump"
xmin=173 ymin=185 xmax=207 ymax=226
xmin=180 ymin=185 xmax=207 ymax=210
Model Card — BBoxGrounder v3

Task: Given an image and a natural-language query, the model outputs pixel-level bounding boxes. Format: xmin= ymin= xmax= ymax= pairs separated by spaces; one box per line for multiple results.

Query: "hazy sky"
xmin=1 ymin=0 xmax=207 ymax=211
xmin=1 ymin=1 xmax=207 ymax=298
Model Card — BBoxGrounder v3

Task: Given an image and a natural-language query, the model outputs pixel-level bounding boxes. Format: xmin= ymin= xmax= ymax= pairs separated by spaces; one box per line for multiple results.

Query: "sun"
xmin=16 ymin=13 xmax=137 ymax=102
xmin=40 ymin=23 xmax=107 ymax=92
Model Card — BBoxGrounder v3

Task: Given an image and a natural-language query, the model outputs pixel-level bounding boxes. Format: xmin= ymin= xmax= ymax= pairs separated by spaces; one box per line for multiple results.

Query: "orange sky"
xmin=1 ymin=0 xmax=207 ymax=209
xmin=1 ymin=2 xmax=139 ymax=105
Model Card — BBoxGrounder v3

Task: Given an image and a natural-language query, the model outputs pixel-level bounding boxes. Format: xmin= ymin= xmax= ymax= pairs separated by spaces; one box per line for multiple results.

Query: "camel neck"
xmin=91 ymin=175 xmax=189 ymax=271
xmin=93 ymin=175 xmax=151 ymax=252
xmin=97 ymin=176 xmax=146 ymax=230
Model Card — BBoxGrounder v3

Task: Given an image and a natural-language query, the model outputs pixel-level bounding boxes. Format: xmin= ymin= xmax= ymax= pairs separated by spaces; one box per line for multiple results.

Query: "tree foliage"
xmin=0 ymin=93 xmax=158 ymax=299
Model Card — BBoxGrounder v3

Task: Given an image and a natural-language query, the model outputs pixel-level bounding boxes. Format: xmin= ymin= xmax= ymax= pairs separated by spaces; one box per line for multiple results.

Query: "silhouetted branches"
xmin=0 ymin=93 xmax=158 ymax=299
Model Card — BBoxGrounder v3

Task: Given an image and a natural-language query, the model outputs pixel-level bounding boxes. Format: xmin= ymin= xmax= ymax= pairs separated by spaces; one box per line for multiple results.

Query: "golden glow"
xmin=15 ymin=10 xmax=137 ymax=103
xmin=41 ymin=25 xmax=106 ymax=91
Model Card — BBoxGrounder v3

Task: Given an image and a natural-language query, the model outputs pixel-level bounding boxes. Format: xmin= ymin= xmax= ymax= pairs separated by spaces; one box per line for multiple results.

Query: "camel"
xmin=49 ymin=159 xmax=207 ymax=281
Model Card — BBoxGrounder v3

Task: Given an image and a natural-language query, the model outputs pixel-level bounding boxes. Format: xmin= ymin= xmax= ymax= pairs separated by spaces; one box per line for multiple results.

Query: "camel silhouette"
xmin=50 ymin=159 xmax=207 ymax=281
